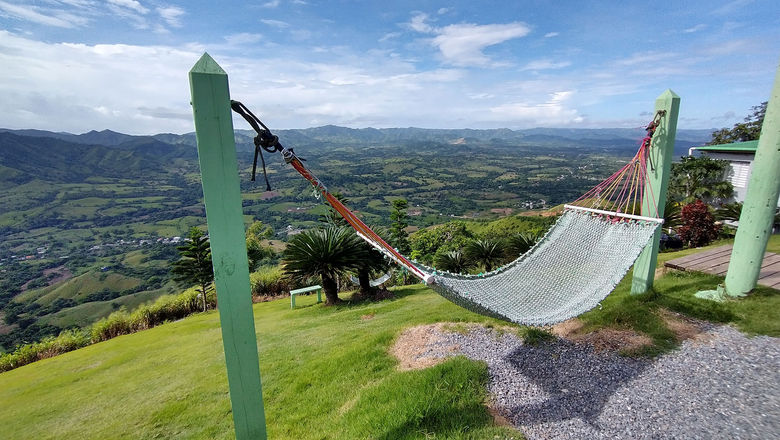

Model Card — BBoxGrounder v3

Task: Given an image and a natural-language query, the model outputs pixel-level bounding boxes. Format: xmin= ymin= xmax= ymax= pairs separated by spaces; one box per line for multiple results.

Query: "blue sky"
xmin=0 ymin=0 xmax=777 ymax=134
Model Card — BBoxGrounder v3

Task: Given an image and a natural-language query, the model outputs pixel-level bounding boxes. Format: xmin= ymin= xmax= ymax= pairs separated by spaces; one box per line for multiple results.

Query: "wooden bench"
xmin=289 ymin=285 xmax=323 ymax=309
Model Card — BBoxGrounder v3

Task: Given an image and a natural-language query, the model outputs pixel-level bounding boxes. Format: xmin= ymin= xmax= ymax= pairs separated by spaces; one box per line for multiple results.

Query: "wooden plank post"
xmin=188 ymin=53 xmax=267 ymax=439
xmin=722 ymin=62 xmax=780 ymax=296
xmin=631 ymin=89 xmax=681 ymax=294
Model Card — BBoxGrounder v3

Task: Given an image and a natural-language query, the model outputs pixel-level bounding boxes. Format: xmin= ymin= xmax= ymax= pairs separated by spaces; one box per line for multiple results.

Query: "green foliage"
xmin=318 ymin=192 xmax=349 ymax=227
xmin=434 ymin=250 xmax=472 ymax=274
xmin=90 ymin=288 xmax=209 ymax=343
xmin=171 ymin=227 xmax=214 ymax=312
xmin=522 ymin=327 xmax=555 ymax=346
xmin=677 ymin=200 xmax=720 ymax=247
xmin=464 ymin=239 xmax=505 ymax=272
xmin=668 ymin=156 xmax=733 ymax=205
xmin=246 ymin=221 xmax=275 ymax=271
xmin=389 ymin=199 xmax=411 ymax=254
xmin=282 ymin=227 xmax=369 ymax=303
xmin=249 ymin=265 xmax=292 ymax=297
xmin=708 ymin=102 xmax=767 ymax=145
xmin=663 ymin=199 xmax=682 ymax=231
xmin=0 ymin=328 xmax=90 ymax=372
xmin=506 ymin=232 xmax=541 ymax=257
xmin=410 ymin=222 xmax=473 ymax=265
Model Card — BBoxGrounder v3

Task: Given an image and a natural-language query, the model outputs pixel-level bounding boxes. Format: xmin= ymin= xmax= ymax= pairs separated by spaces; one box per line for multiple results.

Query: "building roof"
xmin=694 ymin=140 xmax=759 ymax=153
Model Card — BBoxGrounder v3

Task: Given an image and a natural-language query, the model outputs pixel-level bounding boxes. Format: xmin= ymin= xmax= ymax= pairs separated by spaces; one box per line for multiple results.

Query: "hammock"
xmin=350 ymin=272 xmax=393 ymax=287
xmin=231 ymin=102 xmax=665 ymax=326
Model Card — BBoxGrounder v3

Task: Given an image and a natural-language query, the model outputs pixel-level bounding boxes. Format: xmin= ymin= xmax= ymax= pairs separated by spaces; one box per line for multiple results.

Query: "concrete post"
xmin=189 ymin=53 xmax=267 ymax=440
xmin=631 ymin=90 xmax=681 ymax=294
xmin=723 ymin=63 xmax=780 ymax=296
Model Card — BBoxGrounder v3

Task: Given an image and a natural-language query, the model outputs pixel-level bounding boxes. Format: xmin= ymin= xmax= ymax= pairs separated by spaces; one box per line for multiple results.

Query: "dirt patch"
xmin=553 ymin=318 xmax=653 ymax=353
xmin=43 ymin=266 xmax=73 ymax=285
xmin=0 ymin=312 xmax=18 ymax=336
xmin=360 ymin=313 xmax=375 ymax=321
xmin=658 ymin=308 xmax=713 ymax=344
xmin=390 ymin=323 xmax=462 ymax=371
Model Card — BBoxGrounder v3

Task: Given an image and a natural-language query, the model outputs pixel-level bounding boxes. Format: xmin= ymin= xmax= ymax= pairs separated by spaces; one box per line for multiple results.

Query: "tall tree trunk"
xmin=201 ymin=284 xmax=207 ymax=312
xmin=321 ymin=274 xmax=341 ymax=305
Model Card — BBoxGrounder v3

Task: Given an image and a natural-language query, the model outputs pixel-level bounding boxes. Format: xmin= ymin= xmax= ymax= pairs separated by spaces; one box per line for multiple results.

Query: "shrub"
xmin=250 ymin=265 xmax=292 ymax=297
xmin=0 ymin=328 xmax=90 ymax=372
xmin=678 ymin=200 xmax=720 ymax=247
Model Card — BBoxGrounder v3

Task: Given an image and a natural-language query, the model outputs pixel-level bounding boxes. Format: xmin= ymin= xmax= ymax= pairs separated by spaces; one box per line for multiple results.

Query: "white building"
xmin=689 ymin=140 xmax=780 ymax=208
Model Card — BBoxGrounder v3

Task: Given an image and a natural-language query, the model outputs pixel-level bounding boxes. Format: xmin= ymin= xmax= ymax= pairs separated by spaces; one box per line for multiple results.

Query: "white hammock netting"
xmin=409 ymin=206 xmax=661 ymax=326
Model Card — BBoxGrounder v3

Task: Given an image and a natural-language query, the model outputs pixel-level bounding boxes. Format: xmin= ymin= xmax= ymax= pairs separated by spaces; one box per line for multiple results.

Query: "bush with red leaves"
xmin=677 ymin=200 xmax=720 ymax=247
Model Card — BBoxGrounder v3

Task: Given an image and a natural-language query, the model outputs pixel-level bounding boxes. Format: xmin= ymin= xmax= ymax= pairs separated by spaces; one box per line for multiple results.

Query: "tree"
xmin=506 ymin=232 xmax=541 ymax=258
xmin=668 ymin=156 xmax=733 ymax=205
xmin=246 ymin=221 xmax=274 ymax=271
xmin=434 ymin=250 xmax=472 ymax=274
xmin=708 ymin=102 xmax=767 ymax=145
xmin=677 ymin=200 xmax=720 ymax=248
xmin=389 ymin=199 xmax=411 ymax=254
xmin=464 ymin=239 xmax=505 ymax=272
xmin=319 ymin=192 xmax=349 ymax=227
xmin=282 ymin=227 xmax=368 ymax=305
xmin=171 ymin=227 xmax=214 ymax=312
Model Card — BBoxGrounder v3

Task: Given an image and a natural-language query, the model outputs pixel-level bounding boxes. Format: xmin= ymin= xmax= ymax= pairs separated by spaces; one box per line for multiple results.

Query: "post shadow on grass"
xmin=502 ymin=339 xmax=650 ymax=427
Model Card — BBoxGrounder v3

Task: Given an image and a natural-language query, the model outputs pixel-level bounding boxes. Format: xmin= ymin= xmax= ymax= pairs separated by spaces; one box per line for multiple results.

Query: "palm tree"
xmin=434 ymin=250 xmax=472 ymax=274
xmin=282 ymin=227 xmax=368 ymax=305
xmin=464 ymin=239 xmax=505 ymax=272
xmin=506 ymin=232 xmax=540 ymax=258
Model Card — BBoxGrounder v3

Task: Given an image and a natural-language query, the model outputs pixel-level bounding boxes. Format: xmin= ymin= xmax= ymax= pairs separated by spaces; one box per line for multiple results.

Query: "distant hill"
xmin=0 ymin=132 xmax=169 ymax=185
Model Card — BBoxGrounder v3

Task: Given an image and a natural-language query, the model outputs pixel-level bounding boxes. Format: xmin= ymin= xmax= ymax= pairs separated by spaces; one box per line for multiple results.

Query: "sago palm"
xmin=464 ymin=238 xmax=505 ymax=272
xmin=434 ymin=250 xmax=472 ymax=274
xmin=282 ymin=227 xmax=368 ymax=304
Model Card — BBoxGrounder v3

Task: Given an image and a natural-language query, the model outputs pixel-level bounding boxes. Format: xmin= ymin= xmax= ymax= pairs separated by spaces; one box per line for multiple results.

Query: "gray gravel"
xmin=432 ymin=325 xmax=780 ymax=439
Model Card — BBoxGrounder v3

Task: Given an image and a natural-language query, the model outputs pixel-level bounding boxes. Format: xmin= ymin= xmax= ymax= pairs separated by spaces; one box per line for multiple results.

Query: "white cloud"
xmin=262 ymin=0 xmax=280 ymax=8
xmin=489 ymin=90 xmax=583 ymax=125
xmin=224 ymin=33 xmax=263 ymax=45
xmin=0 ymin=1 xmax=89 ymax=28
xmin=260 ymin=19 xmax=290 ymax=28
xmin=431 ymin=22 xmax=531 ymax=66
xmin=544 ymin=32 xmax=559 ymax=38
xmin=379 ymin=32 xmax=400 ymax=42
xmin=107 ymin=0 xmax=149 ymax=14
xmin=521 ymin=59 xmax=571 ymax=71
xmin=408 ymin=12 xmax=433 ymax=33
xmin=683 ymin=24 xmax=706 ymax=33
xmin=437 ymin=7 xmax=450 ymax=15
xmin=157 ymin=6 xmax=185 ymax=28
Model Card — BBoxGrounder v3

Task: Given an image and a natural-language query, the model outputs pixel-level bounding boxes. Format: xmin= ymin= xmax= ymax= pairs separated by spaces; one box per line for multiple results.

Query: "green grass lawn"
xmin=0 ymin=286 xmax=521 ymax=439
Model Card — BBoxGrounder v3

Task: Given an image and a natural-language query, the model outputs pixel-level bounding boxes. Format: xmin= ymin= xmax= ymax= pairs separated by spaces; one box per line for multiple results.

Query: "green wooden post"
xmin=189 ymin=53 xmax=267 ymax=440
xmin=631 ymin=89 xmax=681 ymax=294
xmin=723 ymin=64 xmax=780 ymax=296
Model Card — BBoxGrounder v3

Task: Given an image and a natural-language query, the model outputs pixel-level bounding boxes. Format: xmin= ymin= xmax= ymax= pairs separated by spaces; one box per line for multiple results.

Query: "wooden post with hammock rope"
xmin=189 ymin=53 xmax=267 ymax=440
xmin=631 ymin=89 xmax=681 ymax=295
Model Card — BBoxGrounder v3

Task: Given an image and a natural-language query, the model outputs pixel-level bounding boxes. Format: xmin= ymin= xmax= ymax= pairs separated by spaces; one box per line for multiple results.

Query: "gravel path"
xmin=428 ymin=325 xmax=780 ymax=439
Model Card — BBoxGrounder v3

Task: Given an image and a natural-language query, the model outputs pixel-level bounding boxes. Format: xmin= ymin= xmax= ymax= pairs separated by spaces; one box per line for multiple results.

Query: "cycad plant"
xmin=506 ymin=232 xmax=541 ymax=258
xmin=282 ymin=227 xmax=368 ymax=304
xmin=464 ymin=239 xmax=505 ymax=272
xmin=434 ymin=250 xmax=472 ymax=274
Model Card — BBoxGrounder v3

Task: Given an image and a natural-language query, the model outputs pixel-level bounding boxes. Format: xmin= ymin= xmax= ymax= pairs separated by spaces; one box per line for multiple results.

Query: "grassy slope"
xmin=0 ymin=286 xmax=520 ymax=440
xmin=1 ymin=237 xmax=778 ymax=438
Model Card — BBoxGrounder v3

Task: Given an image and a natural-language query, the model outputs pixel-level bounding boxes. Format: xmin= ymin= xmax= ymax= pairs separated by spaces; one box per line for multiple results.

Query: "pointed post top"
xmin=657 ymin=88 xmax=680 ymax=100
xmin=190 ymin=52 xmax=226 ymax=75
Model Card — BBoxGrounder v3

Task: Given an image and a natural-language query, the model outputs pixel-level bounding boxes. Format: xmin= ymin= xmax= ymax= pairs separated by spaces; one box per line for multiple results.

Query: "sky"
xmin=0 ymin=0 xmax=778 ymax=135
